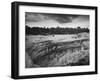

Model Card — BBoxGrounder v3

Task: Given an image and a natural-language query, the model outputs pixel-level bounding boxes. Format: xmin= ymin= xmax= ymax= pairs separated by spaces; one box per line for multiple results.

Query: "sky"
xmin=25 ymin=12 xmax=89 ymax=28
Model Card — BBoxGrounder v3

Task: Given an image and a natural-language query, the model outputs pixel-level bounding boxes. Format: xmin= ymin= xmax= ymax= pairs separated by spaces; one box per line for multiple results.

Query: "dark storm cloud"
xmin=25 ymin=12 xmax=85 ymax=24
xmin=45 ymin=14 xmax=79 ymax=23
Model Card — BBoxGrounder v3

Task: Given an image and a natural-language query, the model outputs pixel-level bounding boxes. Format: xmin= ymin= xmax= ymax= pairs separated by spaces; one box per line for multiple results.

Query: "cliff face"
xmin=25 ymin=36 xmax=89 ymax=68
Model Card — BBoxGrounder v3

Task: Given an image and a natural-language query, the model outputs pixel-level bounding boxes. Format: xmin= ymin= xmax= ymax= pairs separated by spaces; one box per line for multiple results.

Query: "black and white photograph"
xmin=25 ymin=12 xmax=90 ymax=68
xmin=11 ymin=1 xmax=97 ymax=79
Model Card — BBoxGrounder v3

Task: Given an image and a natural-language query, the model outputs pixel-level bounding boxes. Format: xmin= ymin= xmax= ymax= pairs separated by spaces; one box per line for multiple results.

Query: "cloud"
xmin=25 ymin=13 xmax=45 ymax=22
xmin=45 ymin=14 xmax=72 ymax=23
xmin=25 ymin=12 xmax=85 ymax=24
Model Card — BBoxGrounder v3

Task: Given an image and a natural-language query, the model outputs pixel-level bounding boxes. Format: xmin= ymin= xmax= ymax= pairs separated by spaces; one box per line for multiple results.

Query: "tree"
xmin=25 ymin=26 xmax=89 ymax=35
